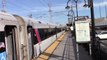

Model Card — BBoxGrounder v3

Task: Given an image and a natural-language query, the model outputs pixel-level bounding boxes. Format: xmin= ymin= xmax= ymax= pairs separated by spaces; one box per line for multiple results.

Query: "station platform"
xmin=36 ymin=31 xmax=92 ymax=60
xmin=48 ymin=31 xmax=76 ymax=60
xmin=36 ymin=31 xmax=76 ymax=60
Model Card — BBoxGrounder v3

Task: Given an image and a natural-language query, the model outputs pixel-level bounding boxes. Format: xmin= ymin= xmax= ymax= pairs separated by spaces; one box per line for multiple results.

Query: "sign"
xmin=75 ymin=16 xmax=89 ymax=20
xmin=75 ymin=21 xmax=90 ymax=43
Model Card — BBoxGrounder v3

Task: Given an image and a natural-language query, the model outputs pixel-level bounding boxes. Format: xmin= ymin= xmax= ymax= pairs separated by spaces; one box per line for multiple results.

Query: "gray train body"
xmin=0 ymin=12 xmax=65 ymax=60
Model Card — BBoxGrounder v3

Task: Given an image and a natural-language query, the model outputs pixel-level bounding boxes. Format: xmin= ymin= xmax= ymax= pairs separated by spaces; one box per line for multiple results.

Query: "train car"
xmin=0 ymin=12 xmax=65 ymax=60
xmin=13 ymin=15 xmax=65 ymax=60
xmin=0 ymin=12 xmax=20 ymax=60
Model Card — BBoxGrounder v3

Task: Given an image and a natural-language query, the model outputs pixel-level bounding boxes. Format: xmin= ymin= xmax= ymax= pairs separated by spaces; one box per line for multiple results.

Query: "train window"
xmin=38 ymin=28 xmax=56 ymax=40
xmin=33 ymin=29 xmax=38 ymax=44
xmin=35 ymin=28 xmax=63 ymax=42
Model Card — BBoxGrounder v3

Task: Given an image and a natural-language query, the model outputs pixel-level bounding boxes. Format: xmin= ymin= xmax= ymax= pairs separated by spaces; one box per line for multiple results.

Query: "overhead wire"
xmin=32 ymin=0 xmax=52 ymax=19
xmin=7 ymin=0 xmax=49 ymax=17
xmin=44 ymin=0 xmax=49 ymax=4
xmin=6 ymin=0 xmax=66 ymax=19
xmin=12 ymin=0 xmax=36 ymax=16
xmin=7 ymin=0 xmax=47 ymax=12
xmin=38 ymin=0 xmax=67 ymax=17
xmin=7 ymin=1 xmax=30 ymax=12
xmin=14 ymin=0 xmax=32 ymax=8
xmin=38 ymin=0 xmax=48 ymax=7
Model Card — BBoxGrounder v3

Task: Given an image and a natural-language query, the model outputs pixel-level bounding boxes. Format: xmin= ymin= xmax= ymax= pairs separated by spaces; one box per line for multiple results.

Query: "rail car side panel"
xmin=34 ymin=31 xmax=65 ymax=57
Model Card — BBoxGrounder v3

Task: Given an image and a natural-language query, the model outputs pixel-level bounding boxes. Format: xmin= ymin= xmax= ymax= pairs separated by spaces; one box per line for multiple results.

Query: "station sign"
xmin=75 ymin=20 xmax=90 ymax=43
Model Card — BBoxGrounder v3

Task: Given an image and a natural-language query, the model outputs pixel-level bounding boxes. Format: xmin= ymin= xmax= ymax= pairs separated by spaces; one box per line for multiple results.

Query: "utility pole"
xmin=102 ymin=0 xmax=107 ymax=19
xmin=105 ymin=5 xmax=107 ymax=19
xmin=2 ymin=0 xmax=6 ymax=12
xmin=29 ymin=14 xmax=32 ymax=18
xmin=48 ymin=0 xmax=52 ymax=23
xmin=99 ymin=6 xmax=101 ymax=18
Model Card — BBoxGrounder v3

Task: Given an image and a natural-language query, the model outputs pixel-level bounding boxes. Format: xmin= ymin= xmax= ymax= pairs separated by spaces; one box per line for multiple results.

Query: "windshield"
xmin=101 ymin=32 xmax=107 ymax=34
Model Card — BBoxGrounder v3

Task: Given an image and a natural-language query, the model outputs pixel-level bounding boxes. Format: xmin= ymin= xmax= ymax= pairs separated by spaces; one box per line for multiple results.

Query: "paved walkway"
xmin=78 ymin=44 xmax=92 ymax=60
xmin=48 ymin=31 xmax=93 ymax=60
xmin=49 ymin=31 xmax=76 ymax=60
xmin=36 ymin=31 xmax=93 ymax=60
xmin=36 ymin=32 xmax=66 ymax=60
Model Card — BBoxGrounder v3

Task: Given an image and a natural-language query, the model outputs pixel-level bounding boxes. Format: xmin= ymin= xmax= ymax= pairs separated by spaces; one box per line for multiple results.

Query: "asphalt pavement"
xmin=48 ymin=31 xmax=93 ymax=60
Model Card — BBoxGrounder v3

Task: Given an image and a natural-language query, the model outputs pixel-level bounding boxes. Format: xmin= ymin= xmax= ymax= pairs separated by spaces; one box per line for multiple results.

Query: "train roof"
xmin=13 ymin=14 xmax=62 ymax=28
xmin=0 ymin=12 xmax=18 ymax=31
xmin=12 ymin=15 xmax=51 ymax=28
xmin=21 ymin=17 xmax=57 ymax=28
xmin=0 ymin=12 xmax=17 ymax=21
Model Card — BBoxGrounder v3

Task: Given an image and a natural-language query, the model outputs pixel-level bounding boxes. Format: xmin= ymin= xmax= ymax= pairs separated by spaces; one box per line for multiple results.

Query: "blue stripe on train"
xmin=0 ymin=51 xmax=6 ymax=60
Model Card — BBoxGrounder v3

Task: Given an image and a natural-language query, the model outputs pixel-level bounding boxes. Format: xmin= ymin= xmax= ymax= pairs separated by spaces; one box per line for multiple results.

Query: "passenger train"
xmin=0 ymin=12 xmax=65 ymax=60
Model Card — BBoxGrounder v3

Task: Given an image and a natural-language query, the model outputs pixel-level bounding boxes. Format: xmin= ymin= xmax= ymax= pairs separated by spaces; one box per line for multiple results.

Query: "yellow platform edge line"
xmin=36 ymin=32 xmax=66 ymax=60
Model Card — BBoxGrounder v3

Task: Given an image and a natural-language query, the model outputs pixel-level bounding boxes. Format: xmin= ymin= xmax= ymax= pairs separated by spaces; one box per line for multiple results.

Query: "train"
xmin=0 ymin=12 xmax=65 ymax=60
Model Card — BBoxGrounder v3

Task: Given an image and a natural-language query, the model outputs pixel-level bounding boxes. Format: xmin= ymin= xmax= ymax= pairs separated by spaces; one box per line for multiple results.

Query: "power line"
xmin=14 ymin=0 xmax=32 ymax=8
xmin=11 ymin=0 xmax=35 ymax=16
xmin=42 ymin=0 xmax=48 ymax=4
xmin=53 ymin=11 xmax=67 ymax=17
xmin=7 ymin=1 xmax=32 ymax=13
xmin=38 ymin=0 xmax=48 ymax=7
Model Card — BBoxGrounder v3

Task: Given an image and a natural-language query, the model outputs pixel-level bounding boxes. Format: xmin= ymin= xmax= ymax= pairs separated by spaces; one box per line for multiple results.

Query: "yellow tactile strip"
xmin=36 ymin=32 xmax=66 ymax=60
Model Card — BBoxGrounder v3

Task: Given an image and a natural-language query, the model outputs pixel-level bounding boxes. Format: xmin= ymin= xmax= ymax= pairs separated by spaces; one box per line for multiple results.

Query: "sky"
xmin=0 ymin=0 xmax=107 ymax=25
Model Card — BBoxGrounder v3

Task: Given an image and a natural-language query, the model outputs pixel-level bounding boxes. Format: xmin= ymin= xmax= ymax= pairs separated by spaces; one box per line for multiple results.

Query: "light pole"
xmin=89 ymin=0 xmax=101 ymax=60
xmin=68 ymin=8 xmax=75 ymax=25
xmin=65 ymin=1 xmax=74 ymax=26
xmin=74 ymin=0 xmax=78 ymax=20
xmin=88 ymin=0 xmax=96 ymax=47
xmin=65 ymin=0 xmax=78 ymax=60
xmin=83 ymin=0 xmax=95 ymax=47
xmin=83 ymin=0 xmax=100 ymax=59
xmin=67 ymin=11 xmax=71 ymax=24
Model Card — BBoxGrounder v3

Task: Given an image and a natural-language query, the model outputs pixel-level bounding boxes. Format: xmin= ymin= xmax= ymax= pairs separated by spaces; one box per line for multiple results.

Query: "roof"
xmin=0 ymin=12 xmax=17 ymax=21
xmin=0 ymin=12 xmax=18 ymax=31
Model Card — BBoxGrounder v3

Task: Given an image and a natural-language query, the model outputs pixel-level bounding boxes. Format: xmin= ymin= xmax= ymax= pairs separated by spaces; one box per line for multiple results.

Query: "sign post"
xmin=75 ymin=20 xmax=91 ymax=60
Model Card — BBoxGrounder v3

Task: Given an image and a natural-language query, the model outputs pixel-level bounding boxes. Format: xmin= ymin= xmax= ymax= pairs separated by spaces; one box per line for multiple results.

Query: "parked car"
xmin=96 ymin=31 xmax=107 ymax=40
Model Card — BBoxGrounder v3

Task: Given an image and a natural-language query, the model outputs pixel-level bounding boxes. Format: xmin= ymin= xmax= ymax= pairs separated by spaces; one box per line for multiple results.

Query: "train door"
xmin=27 ymin=27 xmax=34 ymax=60
xmin=5 ymin=26 xmax=18 ymax=60
xmin=0 ymin=32 xmax=6 ymax=60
